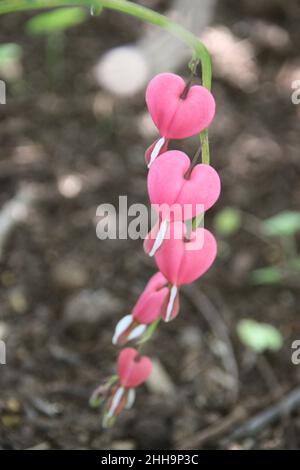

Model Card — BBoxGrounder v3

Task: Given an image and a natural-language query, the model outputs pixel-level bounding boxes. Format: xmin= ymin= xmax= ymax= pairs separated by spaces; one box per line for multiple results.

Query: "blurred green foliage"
xmin=237 ymin=319 xmax=283 ymax=353
xmin=0 ymin=43 xmax=22 ymax=65
xmin=251 ymin=211 xmax=300 ymax=285
xmin=26 ymin=7 xmax=87 ymax=35
xmin=261 ymin=211 xmax=300 ymax=237
xmin=251 ymin=266 xmax=283 ymax=285
xmin=214 ymin=207 xmax=241 ymax=237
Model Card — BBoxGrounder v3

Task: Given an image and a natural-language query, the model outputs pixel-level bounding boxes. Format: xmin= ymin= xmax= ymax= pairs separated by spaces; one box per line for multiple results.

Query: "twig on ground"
xmin=256 ymin=354 xmax=283 ymax=400
xmin=177 ymin=406 xmax=247 ymax=449
xmin=182 ymin=284 xmax=239 ymax=402
xmin=222 ymin=386 xmax=300 ymax=445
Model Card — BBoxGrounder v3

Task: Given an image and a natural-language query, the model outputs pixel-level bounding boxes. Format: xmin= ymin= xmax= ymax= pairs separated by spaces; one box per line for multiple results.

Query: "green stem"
xmin=0 ymin=0 xmax=212 ymax=163
xmin=200 ymin=128 xmax=210 ymax=165
xmin=0 ymin=0 xmax=212 ymax=90
xmin=137 ymin=318 xmax=161 ymax=348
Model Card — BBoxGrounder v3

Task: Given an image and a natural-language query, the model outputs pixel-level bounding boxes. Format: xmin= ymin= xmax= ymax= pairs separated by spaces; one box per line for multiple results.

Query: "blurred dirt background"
xmin=0 ymin=0 xmax=300 ymax=450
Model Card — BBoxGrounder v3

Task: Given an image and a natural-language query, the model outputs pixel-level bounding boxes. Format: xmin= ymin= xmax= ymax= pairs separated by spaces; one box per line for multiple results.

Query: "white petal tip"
xmin=125 ymin=389 xmax=136 ymax=409
xmin=147 ymin=137 xmax=165 ymax=168
xmin=127 ymin=324 xmax=147 ymax=341
xmin=148 ymin=219 xmax=168 ymax=257
xmin=107 ymin=387 xmax=124 ymax=418
xmin=112 ymin=314 xmax=133 ymax=344
xmin=165 ymin=285 xmax=178 ymax=323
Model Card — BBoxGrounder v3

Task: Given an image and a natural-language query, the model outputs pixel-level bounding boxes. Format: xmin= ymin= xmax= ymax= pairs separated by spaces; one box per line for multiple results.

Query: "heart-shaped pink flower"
xmin=112 ymin=272 xmax=170 ymax=344
xmin=154 ymin=222 xmax=217 ymax=286
xmin=131 ymin=272 xmax=169 ymax=324
xmin=132 ymin=272 xmax=179 ymax=325
xmin=117 ymin=348 xmax=152 ymax=388
xmin=148 ymin=150 xmax=221 ymax=220
xmin=146 ymin=73 xmax=215 ymax=140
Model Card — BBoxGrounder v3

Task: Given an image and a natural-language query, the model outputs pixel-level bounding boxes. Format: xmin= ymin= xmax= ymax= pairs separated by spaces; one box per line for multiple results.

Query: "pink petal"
xmin=148 ymin=151 xmax=189 ymax=218
xmin=132 ymin=272 xmax=169 ymax=324
xmin=133 ymin=288 xmax=169 ymax=324
xmin=146 ymin=73 xmax=184 ymax=138
xmin=154 ymin=223 xmax=217 ymax=286
xmin=117 ymin=348 xmax=152 ymax=388
xmin=177 ymin=228 xmax=217 ymax=285
xmin=146 ymin=73 xmax=215 ymax=139
xmin=176 ymin=163 xmax=221 ymax=213
xmin=154 ymin=221 xmax=186 ymax=285
xmin=148 ymin=151 xmax=220 ymax=220
xmin=143 ymin=271 xmax=169 ymax=293
xmin=117 ymin=348 xmax=136 ymax=382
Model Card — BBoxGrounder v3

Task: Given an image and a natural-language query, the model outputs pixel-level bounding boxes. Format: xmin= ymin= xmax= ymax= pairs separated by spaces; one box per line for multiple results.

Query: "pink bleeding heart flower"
xmin=113 ymin=272 xmax=180 ymax=343
xmin=103 ymin=348 xmax=152 ymax=425
xmin=154 ymin=222 xmax=217 ymax=321
xmin=117 ymin=348 xmax=152 ymax=388
xmin=155 ymin=221 xmax=217 ymax=286
xmin=148 ymin=150 xmax=220 ymax=218
xmin=146 ymin=73 xmax=215 ymax=139
xmin=145 ymin=73 xmax=215 ymax=167
xmin=145 ymin=138 xmax=169 ymax=166
xmin=146 ymin=150 xmax=220 ymax=256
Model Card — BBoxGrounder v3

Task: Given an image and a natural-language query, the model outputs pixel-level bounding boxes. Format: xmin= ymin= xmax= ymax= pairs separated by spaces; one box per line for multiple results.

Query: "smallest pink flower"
xmin=103 ymin=348 xmax=152 ymax=426
xmin=117 ymin=347 xmax=152 ymax=388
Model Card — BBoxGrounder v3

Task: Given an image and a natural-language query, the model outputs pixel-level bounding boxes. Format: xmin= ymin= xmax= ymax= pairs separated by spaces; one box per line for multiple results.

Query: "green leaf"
xmin=214 ymin=207 xmax=241 ymax=237
xmin=251 ymin=266 xmax=283 ymax=285
xmin=26 ymin=8 xmax=87 ymax=35
xmin=0 ymin=43 xmax=22 ymax=65
xmin=261 ymin=211 xmax=300 ymax=237
xmin=237 ymin=319 xmax=283 ymax=353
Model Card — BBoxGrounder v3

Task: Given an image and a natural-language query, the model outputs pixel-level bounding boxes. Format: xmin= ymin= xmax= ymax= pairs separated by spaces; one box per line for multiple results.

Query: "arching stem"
xmin=0 ymin=0 xmax=212 ymax=163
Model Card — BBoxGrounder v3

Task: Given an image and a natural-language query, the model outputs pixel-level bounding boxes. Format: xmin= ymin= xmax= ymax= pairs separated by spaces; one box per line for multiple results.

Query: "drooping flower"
xmin=102 ymin=348 xmax=152 ymax=426
xmin=112 ymin=272 xmax=180 ymax=344
xmin=148 ymin=150 xmax=220 ymax=217
xmin=155 ymin=222 xmax=217 ymax=285
xmin=117 ymin=348 xmax=152 ymax=388
xmin=145 ymin=150 xmax=220 ymax=256
xmin=145 ymin=73 xmax=215 ymax=167
xmin=154 ymin=222 xmax=217 ymax=321
xmin=96 ymin=66 xmax=220 ymax=428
